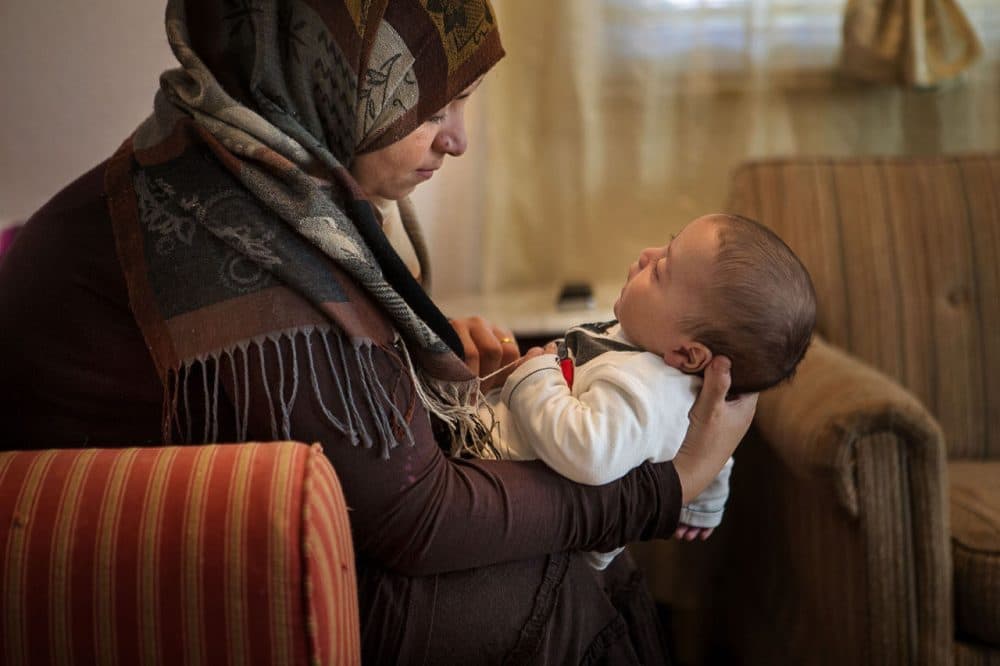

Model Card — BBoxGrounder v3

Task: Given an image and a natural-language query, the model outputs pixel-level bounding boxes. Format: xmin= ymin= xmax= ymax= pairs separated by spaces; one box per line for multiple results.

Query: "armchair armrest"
xmin=0 ymin=442 xmax=360 ymax=665
xmin=755 ymin=335 xmax=946 ymax=517
xmin=724 ymin=335 xmax=953 ymax=665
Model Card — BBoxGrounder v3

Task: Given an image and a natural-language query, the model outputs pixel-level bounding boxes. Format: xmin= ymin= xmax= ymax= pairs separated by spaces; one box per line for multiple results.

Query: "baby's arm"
xmin=502 ymin=352 xmax=691 ymax=485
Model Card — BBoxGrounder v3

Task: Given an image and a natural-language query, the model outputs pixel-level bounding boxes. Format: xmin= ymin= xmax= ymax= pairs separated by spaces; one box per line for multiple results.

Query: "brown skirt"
xmin=357 ymin=549 xmax=671 ymax=665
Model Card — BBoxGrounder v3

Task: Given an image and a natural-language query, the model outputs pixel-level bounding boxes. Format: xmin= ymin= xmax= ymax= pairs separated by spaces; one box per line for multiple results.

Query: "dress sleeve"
xmin=223 ymin=328 xmax=683 ymax=577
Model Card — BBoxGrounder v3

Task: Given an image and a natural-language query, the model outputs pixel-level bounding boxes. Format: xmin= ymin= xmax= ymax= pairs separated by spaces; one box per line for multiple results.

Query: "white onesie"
xmin=482 ymin=320 xmax=733 ymax=569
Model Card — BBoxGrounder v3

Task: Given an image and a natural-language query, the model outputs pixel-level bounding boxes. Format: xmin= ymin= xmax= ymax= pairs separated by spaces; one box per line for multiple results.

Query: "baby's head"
xmin=614 ymin=213 xmax=816 ymax=394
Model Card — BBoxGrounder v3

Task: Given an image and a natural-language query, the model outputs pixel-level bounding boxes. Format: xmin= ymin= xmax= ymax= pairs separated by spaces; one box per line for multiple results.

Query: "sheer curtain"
xmin=470 ymin=0 xmax=983 ymax=293
xmin=479 ymin=0 xmax=849 ymax=292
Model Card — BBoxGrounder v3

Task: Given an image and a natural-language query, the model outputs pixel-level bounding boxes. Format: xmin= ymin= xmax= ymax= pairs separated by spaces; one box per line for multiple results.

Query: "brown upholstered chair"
xmin=0 ymin=441 xmax=360 ymax=665
xmin=712 ymin=154 xmax=999 ymax=665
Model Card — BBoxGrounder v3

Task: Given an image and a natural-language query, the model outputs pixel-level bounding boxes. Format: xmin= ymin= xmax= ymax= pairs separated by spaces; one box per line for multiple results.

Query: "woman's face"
xmin=350 ymin=78 xmax=483 ymax=201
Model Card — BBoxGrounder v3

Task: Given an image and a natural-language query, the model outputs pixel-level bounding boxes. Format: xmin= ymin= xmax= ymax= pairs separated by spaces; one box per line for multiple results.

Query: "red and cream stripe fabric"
xmin=0 ymin=442 xmax=359 ymax=665
xmin=302 ymin=448 xmax=360 ymax=664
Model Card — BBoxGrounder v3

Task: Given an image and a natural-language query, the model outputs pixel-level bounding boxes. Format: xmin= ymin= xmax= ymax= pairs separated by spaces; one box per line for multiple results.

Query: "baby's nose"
xmin=637 ymin=247 xmax=661 ymax=268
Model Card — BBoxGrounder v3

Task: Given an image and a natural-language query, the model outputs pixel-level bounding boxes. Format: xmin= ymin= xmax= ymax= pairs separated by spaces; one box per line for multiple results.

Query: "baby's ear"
xmin=666 ymin=342 xmax=713 ymax=374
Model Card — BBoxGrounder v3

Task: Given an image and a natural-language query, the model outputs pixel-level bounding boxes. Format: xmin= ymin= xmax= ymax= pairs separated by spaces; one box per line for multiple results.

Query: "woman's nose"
xmin=434 ymin=114 xmax=468 ymax=156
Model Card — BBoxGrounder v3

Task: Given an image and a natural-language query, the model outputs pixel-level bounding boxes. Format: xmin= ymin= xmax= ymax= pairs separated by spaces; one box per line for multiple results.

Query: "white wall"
xmin=0 ymin=2 xmax=175 ymax=227
xmin=0 ymin=1 xmax=486 ymax=296
xmin=408 ymin=94 xmax=490 ymax=299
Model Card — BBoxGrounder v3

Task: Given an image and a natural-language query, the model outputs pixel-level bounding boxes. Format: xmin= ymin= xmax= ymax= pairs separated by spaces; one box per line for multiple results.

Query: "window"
xmin=603 ymin=0 xmax=847 ymax=86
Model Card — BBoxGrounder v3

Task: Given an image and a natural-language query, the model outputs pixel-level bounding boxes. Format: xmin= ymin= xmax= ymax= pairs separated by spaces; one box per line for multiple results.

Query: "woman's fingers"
xmin=674 ymin=356 xmax=759 ymax=503
xmin=689 ymin=356 xmax=731 ymax=425
xmin=480 ymin=325 xmax=521 ymax=391
xmin=690 ymin=356 xmax=758 ymax=443
xmin=491 ymin=325 xmax=521 ymax=370
xmin=468 ymin=319 xmax=503 ymax=374
xmin=450 ymin=317 xmax=481 ymax=375
xmin=449 ymin=316 xmax=520 ymax=382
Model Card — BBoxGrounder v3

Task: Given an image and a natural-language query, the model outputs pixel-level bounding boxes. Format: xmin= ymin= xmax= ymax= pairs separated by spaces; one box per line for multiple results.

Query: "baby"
xmin=481 ymin=213 xmax=817 ymax=568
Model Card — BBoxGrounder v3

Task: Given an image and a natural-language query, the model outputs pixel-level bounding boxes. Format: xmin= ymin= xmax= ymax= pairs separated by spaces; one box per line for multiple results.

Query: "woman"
xmin=0 ymin=0 xmax=756 ymax=662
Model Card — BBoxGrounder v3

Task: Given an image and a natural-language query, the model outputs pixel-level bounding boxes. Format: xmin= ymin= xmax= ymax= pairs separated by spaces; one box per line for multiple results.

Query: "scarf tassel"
xmin=162 ymin=325 xmax=496 ymax=460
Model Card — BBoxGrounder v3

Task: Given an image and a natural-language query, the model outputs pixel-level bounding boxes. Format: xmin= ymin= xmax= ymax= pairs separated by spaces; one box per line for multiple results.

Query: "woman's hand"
xmin=449 ymin=316 xmax=521 ymax=391
xmin=673 ymin=356 xmax=758 ymax=504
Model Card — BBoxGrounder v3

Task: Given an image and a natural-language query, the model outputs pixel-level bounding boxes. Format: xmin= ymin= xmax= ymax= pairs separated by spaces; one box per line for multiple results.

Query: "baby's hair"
xmin=682 ymin=214 xmax=817 ymax=394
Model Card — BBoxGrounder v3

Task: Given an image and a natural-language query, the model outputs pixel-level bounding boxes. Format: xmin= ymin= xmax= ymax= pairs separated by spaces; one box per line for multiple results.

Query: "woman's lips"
xmin=416 ymin=168 xmax=435 ymax=180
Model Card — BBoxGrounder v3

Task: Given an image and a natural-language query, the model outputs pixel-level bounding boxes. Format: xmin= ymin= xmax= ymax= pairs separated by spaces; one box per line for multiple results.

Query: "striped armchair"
xmin=0 ymin=441 xmax=360 ymax=665
xmin=713 ymin=154 xmax=1000 ymax=665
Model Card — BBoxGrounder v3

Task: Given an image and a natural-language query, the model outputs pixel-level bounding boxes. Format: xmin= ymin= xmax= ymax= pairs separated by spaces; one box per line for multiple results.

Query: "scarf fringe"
xmin=393 ymin=339 xmax=499 ymax=460
xmin=162 ymin=325 xmax=496 ymax=460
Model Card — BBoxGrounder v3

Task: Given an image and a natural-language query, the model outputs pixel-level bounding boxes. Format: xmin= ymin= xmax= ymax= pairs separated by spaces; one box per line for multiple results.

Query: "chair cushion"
xmin=950 ymin=460 xmax=1000 ymax=646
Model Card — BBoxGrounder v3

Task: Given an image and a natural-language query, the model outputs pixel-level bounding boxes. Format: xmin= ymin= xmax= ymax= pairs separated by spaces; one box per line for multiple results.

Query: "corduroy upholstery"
xmin=716 ymin=154 xmax=1000 ymax=665
xmin=0 ymin=441 xmax=360 ymax=665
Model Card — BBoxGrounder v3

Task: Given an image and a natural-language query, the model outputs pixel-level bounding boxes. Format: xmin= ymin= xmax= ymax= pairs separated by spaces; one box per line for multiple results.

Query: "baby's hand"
xmin=519 ymin=341 xmax=558 ymax=361
xmin=521 ymin=346 xmax=547 ymax=362
xmin=674 ymin=524 xmax=715 ymax=541
xmin=503 ymin=342 xmax=558 ymax=382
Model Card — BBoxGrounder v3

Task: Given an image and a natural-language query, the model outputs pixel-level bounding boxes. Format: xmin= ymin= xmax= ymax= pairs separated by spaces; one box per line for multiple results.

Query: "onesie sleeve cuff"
xmin=679 ymin=505 xmax=725 ymax=528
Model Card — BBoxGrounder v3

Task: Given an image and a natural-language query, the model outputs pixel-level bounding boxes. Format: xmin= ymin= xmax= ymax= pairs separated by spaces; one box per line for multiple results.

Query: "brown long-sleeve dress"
xmin=0 ymin=162 xmax=681 ymax=664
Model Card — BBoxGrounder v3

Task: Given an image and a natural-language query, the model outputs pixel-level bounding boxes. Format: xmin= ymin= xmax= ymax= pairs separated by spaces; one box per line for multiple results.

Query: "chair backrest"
xmin=727 ymin=154 xmax=1000 ymax=459
xmin=0 ymin=441 xmax=360 ymax=665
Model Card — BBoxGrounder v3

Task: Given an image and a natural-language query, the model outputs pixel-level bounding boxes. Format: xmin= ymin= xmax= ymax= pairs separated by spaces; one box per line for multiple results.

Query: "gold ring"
xmin=500 ymin=337 xmax=514 ymax=344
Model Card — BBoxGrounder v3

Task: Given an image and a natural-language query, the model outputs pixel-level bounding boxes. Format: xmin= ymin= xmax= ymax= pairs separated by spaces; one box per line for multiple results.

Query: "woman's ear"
xmin=665 ymin=342 xmax=713 ymax=374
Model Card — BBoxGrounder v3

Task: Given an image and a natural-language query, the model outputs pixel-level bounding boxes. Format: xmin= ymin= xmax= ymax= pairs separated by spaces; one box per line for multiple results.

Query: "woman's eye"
xmin=426 ymin=113 xmax=446 ymax=124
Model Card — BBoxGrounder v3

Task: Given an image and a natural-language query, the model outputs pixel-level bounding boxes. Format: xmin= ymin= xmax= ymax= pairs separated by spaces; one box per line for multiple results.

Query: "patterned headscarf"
xmin=105 ymin=0 xmax=503 ymax=456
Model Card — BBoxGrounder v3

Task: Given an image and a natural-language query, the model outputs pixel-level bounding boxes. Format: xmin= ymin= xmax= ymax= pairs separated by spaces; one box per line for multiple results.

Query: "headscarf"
xmin=105 ymin=0 xmax=504 ymax=457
